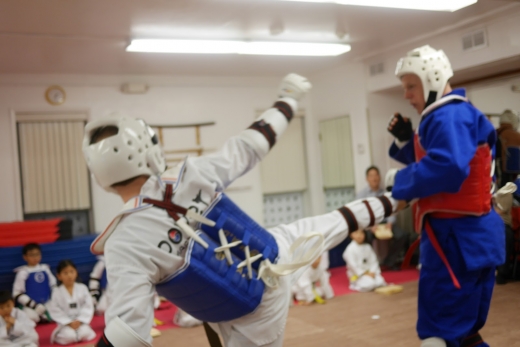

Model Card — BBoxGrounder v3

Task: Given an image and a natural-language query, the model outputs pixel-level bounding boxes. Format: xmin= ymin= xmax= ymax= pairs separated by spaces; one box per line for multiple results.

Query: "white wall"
xmin=309 ymin=62 xmax=372 ymax=199
xmin=467 ymin=76 xmax=520 ymax=114
xmin=366 ymin=6 xmax=520 ymax=93
xmin=366 ymin=90 xmax=417 ymax=176
xmin=0 ymin=74 xmax=296 ymax=231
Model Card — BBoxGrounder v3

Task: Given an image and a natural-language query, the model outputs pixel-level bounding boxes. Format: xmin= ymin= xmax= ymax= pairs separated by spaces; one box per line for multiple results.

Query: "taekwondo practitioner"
xmin=82 ymin=73 xmax=403 ymax=347
xmin=291 ymin=252 xmax=334 ymax=304
xmin=0 ymin=291 xmax=39 ymax=347
xmin=343 ymin=230 xmax=386 ymax=292
xmin=386 ymin=45 xmax=504 ymax=347
xmin=47 ymin=260 xmax=97 ymax=345
xmin=13 ymin=243 xmax=56 ymax=323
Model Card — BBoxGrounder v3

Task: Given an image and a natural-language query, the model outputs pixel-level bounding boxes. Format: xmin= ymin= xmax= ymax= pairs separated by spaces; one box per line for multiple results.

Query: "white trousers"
xmin=51 ymin=324 xmax=97 ymax=345
xmin=349 ymin=274 xmax=386 ymax=292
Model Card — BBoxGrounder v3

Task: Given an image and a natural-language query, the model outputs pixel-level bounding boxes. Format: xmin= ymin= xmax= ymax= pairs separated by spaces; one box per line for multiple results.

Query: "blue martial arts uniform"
xmin=389 ymin=89 xmax=505 ymax=347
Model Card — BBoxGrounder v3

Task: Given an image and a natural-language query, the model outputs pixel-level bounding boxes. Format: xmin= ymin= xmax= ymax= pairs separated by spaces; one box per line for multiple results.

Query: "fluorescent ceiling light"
xmin=278 ymin=0 xmax=477 ymax=12
xmin=126 ymin=39 xmax=351 ymax=56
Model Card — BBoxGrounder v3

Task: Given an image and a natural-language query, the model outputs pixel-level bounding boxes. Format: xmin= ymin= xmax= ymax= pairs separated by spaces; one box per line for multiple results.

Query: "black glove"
xmin=388 ymin=113 xmax=413 ymax=142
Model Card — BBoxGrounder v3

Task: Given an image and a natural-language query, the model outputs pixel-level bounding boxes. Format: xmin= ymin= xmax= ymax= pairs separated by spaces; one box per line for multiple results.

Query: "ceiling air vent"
xmin=369 ymin=62 xmax=385 ymax=76
xmin=462 ymin=29 xmax=487 ymax=51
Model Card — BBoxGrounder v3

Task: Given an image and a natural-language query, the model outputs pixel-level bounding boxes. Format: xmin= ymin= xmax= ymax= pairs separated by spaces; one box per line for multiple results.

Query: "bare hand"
xmin=69 ymin=320 xmax=81 ymax=330
xmin=4 ymin=316 xmax=15 ymax=330
xmin=311 ymin=256 xmax=321 ymax=269
xmin=396 ymin=200 xmax=408 ymax=212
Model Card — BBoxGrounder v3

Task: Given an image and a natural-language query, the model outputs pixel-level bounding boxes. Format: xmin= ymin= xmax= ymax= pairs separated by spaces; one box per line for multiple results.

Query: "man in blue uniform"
xmin=386 ymin=45 xmax=504 ymax=347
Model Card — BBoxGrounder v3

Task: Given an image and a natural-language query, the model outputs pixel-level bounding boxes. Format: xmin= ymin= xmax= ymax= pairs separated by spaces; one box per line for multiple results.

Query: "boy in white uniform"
xmin=292 ymin=252 xmax=334 ymax=304
xmin=0 ymin=291 xmax=39 ymax=347
xmin=13 ymin=243 xmax=56 ymax=323
xmin=82 ymin=74 xmax=404 ymax=347
xmin=343 ymin=230 xmax=386 ymax=292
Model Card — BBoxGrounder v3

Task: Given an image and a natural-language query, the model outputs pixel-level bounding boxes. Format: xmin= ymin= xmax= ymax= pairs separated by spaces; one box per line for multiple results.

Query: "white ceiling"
xmin=0 ymin=0 xmax=518 ymax=76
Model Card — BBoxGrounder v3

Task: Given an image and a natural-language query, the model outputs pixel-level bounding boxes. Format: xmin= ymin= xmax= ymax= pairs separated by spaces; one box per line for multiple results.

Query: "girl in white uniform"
xmin=48 ymin=260 xmax=96 ymax=345
xmin=82 ymin=74 xmax=405 ymax=347
xmin=343 ymin=230 xmax=386 ymax=292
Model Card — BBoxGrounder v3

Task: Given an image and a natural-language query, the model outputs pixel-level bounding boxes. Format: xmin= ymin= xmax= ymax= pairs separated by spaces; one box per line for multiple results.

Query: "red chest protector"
xmin=413 ymin=134 xmax=492 ymax=231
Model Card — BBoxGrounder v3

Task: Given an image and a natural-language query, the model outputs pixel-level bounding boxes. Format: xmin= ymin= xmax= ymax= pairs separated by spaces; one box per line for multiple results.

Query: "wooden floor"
xmin=149 ymin=280 xmax=520 ymax=347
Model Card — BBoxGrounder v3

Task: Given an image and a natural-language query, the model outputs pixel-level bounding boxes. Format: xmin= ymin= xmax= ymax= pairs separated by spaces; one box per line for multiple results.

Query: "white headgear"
xmin=395 ymin=45 xmax=453 ymax=107
xmin=499 ymin=109 xmax=519 ymax=130
xmin=82 ymin=117 xmax=166 ymax=192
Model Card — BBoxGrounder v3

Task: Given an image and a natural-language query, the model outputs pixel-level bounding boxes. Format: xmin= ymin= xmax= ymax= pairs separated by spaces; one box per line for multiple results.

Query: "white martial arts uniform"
xmin=13 ymin=264 xmax=57 ymax=323
xmin=95 ymin=99 xmax=399 ymax=347
xmin=47 ymin=283 xmax=96 ymax=345
xmin=343 ymin=241 xmax=386 ymax=292
xmin=0 ymin=308 xmax=39 ymax=347
xmin=292 ymin=252 xmax=334 ymax=303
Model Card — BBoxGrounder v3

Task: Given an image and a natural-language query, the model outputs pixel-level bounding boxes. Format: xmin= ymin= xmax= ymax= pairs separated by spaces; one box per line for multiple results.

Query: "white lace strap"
xmin=214 ymin=229 xmax=242 ymax=265
xmin=176 ymin=219 xmax=209 ymax=249
xmin=257 ymin=231 xmax=324 ymax=288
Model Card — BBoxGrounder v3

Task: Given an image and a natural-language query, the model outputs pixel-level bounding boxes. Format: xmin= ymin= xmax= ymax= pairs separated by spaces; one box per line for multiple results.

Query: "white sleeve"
xmin=13 ymin=270 xmax=32 ymax=307
xmin=368 ymin=247 xmax=381 ymax=274
xmin=0 ymin=317 xmax=8 ymax=339
xmin=89 ymin=260 xmax=106 ymax=292
xmin=192 ymin=98 xmax=297 ymax=191
xmin=344 ymin=244 xmax=365 ymax=277
xmin=47 ymin=288 xmax=72 ymax=326
xmin=77 ymin=285 xmax=95 ymax=325
xmin=104 ymin=242 xmax=156 ymax=344
xmin=43 ymin=265 xmax=57 ymax=288
xmin=12 ymin=270 xmax=28 ymax=298
xmin=11 ymin=309 xmax=36 ymax=337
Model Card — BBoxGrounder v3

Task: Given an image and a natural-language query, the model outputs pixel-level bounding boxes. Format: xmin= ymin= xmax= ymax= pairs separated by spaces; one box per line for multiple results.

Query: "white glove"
xmin=385 ymin=169 xmax=399 ymax=192
xmin=278 ymin=73 xmax=312 ymax=101
xmin=494 ymin=182 xmax=517 ymax=211
xmin=495 ymin=182 xmax=517 ymax=197
xmin=35 ymin=303 xmax=46 ymax=316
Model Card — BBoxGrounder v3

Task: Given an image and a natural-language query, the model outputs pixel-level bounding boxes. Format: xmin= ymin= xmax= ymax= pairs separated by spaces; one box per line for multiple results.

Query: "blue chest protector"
xmin=156 ymin=193 xmax=279 ymax=323
xmin=25 ymin=270 xmax=51 ymax=304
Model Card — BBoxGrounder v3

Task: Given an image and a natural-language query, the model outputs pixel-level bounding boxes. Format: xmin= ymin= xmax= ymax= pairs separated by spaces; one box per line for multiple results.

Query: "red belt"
xmin=424 ymin=219 xmax=461 ymax=289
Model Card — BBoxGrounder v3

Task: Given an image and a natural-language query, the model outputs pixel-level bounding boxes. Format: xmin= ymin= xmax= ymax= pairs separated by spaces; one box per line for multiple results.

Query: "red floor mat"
xmin=36 ymin=268 xmax=419 ymax=346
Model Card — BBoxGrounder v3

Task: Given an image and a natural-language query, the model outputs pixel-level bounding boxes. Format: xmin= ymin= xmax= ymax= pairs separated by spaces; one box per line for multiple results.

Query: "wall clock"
xmin=45 ymin=85 xmax=66 ymax=105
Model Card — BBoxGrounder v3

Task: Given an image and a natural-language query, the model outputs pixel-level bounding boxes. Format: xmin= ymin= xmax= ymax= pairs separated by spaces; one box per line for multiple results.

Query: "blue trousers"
xmin=417 ymin=220 xmax=496 ymax=347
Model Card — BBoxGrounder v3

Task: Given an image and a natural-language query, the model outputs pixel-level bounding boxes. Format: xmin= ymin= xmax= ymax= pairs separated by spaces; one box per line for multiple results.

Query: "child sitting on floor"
xmin=47 ymin=260 xmax=96 ymax=345
xmin=0 ymin=290 xmax=39 ymax=347
xmin=292 ymin=252 xmax=335 ymax=305
xmin=343 ymin=229 xmax=386 ymax=292
xmin=13 ymin=243 xmax=56 ymax=323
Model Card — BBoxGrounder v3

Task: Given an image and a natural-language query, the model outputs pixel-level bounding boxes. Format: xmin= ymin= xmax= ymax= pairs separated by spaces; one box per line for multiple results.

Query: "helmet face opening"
xmin=89 ymin=126 xmax=119 ymax=145
xmin=395 ymin=45 xmax=453 ymax=108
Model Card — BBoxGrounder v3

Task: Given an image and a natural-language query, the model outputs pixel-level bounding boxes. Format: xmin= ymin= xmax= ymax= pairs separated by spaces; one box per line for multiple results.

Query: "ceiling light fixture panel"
xmin=126 ymin=39 xmax=351 ymax=56
xmin=277 ymin=0 xmax=478 ymax=12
